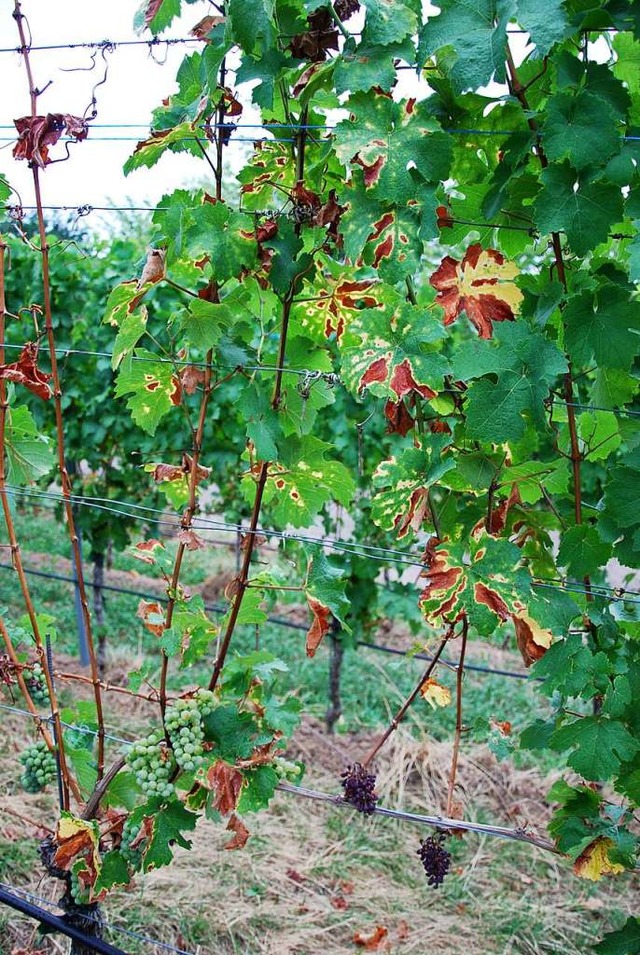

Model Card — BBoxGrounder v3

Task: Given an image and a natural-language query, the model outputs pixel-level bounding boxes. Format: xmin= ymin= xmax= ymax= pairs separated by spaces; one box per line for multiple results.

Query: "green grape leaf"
xmin=361 ymin=0 xmax=418 ymax=45
xmin=594 ymin=919 xmax=640 ymax=955
xmin=237 ymin=765 xmax=279 ymax=813
xmin=340 ymin=300 xmax=448 ymax=401
xmin=371 ymin=442 xmax=455 ymax=539
xmin=543 ymin=90 xmax=624 ymax=171
xmin=114 ymin=349 xmax=180 ymax=435
xmin=244 ymin=436 xmax=355 ymax=528
xmin=418 ymin=0 xmax=511 ymax=92
xmin=184 ymin=203 xmax=259 ymax=281
xmin=4 ymin=404 xmax=54 ymax=485
xmin=550 ymin=717 xmax=639 ymax=781
xmin=136 ymin=0 xmax=181 ymax=35
xmin=305 ymin=551 xmax=351 ymax=632
xmin=563 ymin=286 xmax=638 ymax=372
xmin=452 ymin=323 xmax=567 ymax=442
xmin=335 ymin=93 xmax=452 ymax=202
xmin=124 ymin=122 xmax=201 ymax=175
xmin=335 ymin=40 xmax=414 ymax=94
xmin=533 ymin=163 xmax=624 ymax=255
xmin=557 ymin=525 xmax=613 ymax=579
xmin=143 ymin=799 xmax=199 ymax=871
xmin=203 ymin=707 xmax=261 ymax=761
xmin=228 ymin=0 xmax=275 ymax=55
xmin=92 ymin=851 xmax=131 ymax=898
xmin=515 ymin=0 xmax=570 ymax=56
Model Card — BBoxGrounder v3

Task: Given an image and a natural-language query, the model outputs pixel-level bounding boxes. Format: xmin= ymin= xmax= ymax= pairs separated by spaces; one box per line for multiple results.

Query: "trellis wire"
xmin=0 ymin=700 xmax=132 ymax=745
xmin=5 ymin=484 xmax=640 ymax=603
xmin=0 ymin=880 xmax=196 ymax=955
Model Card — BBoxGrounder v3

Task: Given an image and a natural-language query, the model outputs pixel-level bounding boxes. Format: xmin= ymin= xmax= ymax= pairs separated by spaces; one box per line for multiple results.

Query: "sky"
xmin=0 ymin=0 xmax=244 ymax=225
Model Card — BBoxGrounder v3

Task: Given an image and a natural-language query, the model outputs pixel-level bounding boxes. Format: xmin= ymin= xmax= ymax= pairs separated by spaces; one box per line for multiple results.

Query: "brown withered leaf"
xmin=13 ymin=113 xmax=88 ymax=168
xmin=224 ymin=813 xmax=250 ymax=850
xmin=53 ymin=816 xmax=100 ymax=877
xmin=353 ymin=925 xmax=389 ymax=950
xmin=334 ymin=0 xmax=360 ymax=19
xmin=179 ymin=364 xmax=206 ymax=395
xmin=152 ymin=462 xmax=185 ymax=483
xmin=190 ymin=15 xmax=225 ymax=38
xmin=289 ymin=8 xmax=338 ymax=61
xmin=0 ymin=342 xmax=52 ymax=399
xmin=384 ymin=399 xmax=414 ymax=436
xmin=137 ymin=599 xmax=165 ymax=637
xmin=305 ymin=596 xmax=331 ymax=658
xmin=132 ymin=538 xmax=166 ymax=564
xmin=207 ymin=760 xmax=244 ymax=814
xmin=430 ymin=243 xmax=524 ymax=339
xmin=513 ymin=609 xmax=552 ymax=667
xmin=471 ymin=485 xmax=522 ymax=539
xmin=177 ymin=528 xmax=206 ymax=551
xmin=143 ymin=0 xmax=164 ymax=25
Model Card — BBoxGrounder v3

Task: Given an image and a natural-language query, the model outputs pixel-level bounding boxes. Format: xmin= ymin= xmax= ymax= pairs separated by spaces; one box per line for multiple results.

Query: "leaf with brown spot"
xmin=371 ymin=441 xmax=455 ymax=541
xmin=137 ymin=600 xmax=165 ymax=637
xmin=419 ymin=534 xmax=541 ymax=638
xmin=53 ymin=815 xmax=100 ymax=878
xmin=294 ymin=257 xmax=383 ymax=341
xmin=0 ymin=342 xmax=52 ymax=400
xmin=206 ymin=761 xmax=244 ymax=814
xmin=13 ymin=113 xmax=88 ymax=168
xmin=189 ymin=15 xmax=225 ymax=38
xmin=573 ymin=837 xmax=625 ymax=881
xmin=132 ymin=538 xmax=166 ymax=564
xmin=384 ymin=398 xmax=414 ymax=436
xmin=340 ymin=297 xmax=448 ymax=403
xmin=180 ymin=365 xmax=206 ymax=394
xmin=224 ymin=813 xmax=250 ymax=850
xmin=419 ymin=678 xmax=452 ymax=709
xmin=430 ymin=244 xmax=524 ymax=339
xmin=513 ymin=610 xmax=553 ymax=667
xmin=138 ymin=248 xmax=166 ymax=288
xmin=353 ymin=925 xmax=389 ymax=950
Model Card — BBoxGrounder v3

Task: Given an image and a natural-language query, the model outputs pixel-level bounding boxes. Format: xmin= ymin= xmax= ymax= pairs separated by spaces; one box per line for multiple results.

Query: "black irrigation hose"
xmin=0 ymin=884 xmax=127 ymax=955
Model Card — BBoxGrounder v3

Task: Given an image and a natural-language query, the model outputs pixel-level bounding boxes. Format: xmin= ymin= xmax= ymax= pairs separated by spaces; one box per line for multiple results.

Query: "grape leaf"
xmin=563 ymin=285 xmax=638 ymax=372
xmin=418 ymin=0 xmax=511 ymax=92
xmin=114 ymin=349 xmax=180 ymax=435
xmin=4 ymin=404 xmax=53 ymax=485
xmin=335 ymin=93 xmax=452 ymax=203
xmin=361 ymin=0 xmax=418 ymax=45
xmin=551 ymin=717 xmax=639 ymax=781
xmin=124 ymin=123 xmax=202 ymax=175
xmin=371 ymin=442 xmax=455 ymax=539
xmin=452 ymin=323 xmax=567 ymax=442
xmin=92 ymin=851 xmax=131 ymax=898
xmin=340 ymin=300 xmax=448 ymax=402
xmin=515 ymin=0 xmax=570 ymax=56
xmin=305 ymin=551 xmax=351 ymax=632
xmin=143 ymin=800 xmax=198 ymax=871
xmin=594 ymin=918 xmax=640 ymax=955
xmin=557 ymin=526 xmax=613 ymax=579
xmin=419 ymin=533 xmax=541 ymax=637
xmin=533 ymin=163 xmax=624 ymax=255
xmin=543 ymin=90 xmax=624 ymax=171
xmin=430 ymin=243 xmax=524 ymax=339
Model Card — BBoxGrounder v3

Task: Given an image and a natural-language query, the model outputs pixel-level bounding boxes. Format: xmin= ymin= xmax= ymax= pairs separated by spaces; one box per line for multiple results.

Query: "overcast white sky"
xmin=0 ymin=0 xmax=240 ymax=220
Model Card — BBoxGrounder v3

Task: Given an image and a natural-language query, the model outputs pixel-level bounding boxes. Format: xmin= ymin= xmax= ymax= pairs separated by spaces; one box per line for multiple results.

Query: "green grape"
xmin=125 ymin=730 xmax=175 ymax=800
xmin=19 ymin=740 xmax=56 ymax=793
xmin=121 ymin=816 xmax=146 ymax=870
xmin=26 ymin=662 xmax=48 ymax=706
xmin=69 ymin=866 xmax=90 ymax=904
xmin=273 ymin=756 xmax=303 ymax=783
xmin=165 ymin=698 xmax=205 ymax=773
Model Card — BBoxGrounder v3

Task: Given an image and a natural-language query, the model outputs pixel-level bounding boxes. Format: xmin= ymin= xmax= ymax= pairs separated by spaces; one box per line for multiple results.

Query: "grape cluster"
xmin=19 ymin=741 xmax=56 ymax=793
xmin=26 ymin=662 xmax=48 ymax=706
xmin=340 ymin=763 xmax=378 ymax=815
xmin=69 ymin=866 xmax=90 ymax=904
xmin=165 ymin=690 xmax=216 ymax=772
xmin=120 ymin=816 xmax=146 ymax=870
xmin=273 ymin=755 xmax=303 ymax=783
xmin=125 ymin=730 xmax=175 ymax=800
xmin=417 ymin=833 xmax=451 ymax=887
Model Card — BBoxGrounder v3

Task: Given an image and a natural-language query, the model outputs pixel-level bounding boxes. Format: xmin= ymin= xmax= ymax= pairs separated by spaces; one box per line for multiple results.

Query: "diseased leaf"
xmin=13 ymin=113 xmax=88 ymax=168
xmin=420 ymin=678 xmax=452 ymax=708
xmin=430 ymin=243 xmax=524 ymax=339
xmin=573 ymin=837 xmax=625 ymax=882
xmin=206 ymin=761 xmax=244 ymax=814
xmin=224 ymin=813 xmax=250 ymax=850
xmin=0 ymin=342 xmax=52 ymax=399
xmin=115 ymin=349 xmax=181 ymax=435
xmin=371 ymin=441 xmax=455 ymax=540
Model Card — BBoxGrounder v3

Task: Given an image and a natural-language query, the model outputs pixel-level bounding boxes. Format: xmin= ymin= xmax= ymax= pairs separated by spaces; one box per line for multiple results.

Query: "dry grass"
xmin=1 ymin=711 xmax=638 ymax=955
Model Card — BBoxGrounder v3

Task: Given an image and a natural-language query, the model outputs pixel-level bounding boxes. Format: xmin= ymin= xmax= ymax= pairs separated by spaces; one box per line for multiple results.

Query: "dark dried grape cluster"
xmin=417 ymin=833 xmax=451 ymax=887
xmin=340 ymin=763 xmax=378 ymax=815
xmin=20 ymin=740 xmax=56 ymax=793
xmin=26 ymin=662 xmax=48 ymax=706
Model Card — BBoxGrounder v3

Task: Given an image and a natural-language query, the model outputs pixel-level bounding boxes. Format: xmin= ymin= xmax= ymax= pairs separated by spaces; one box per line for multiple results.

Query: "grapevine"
xmin=0 ymin=0 xmax=638 ymax=951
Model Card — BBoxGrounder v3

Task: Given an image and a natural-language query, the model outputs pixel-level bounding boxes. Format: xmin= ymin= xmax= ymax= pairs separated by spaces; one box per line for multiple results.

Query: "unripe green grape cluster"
xmin=69 ymin=866 xmax=90 ymax=904
xmin=125 ymin=730 xmax=175 ymax=800
xmin=120 ymin=816 xmax=145 ymax=869
xmin=165 ymin=690 xmax=217 ymax=772
xmin=19 ymin=740 xmax=56 ymax=793
xmin=26 ymin=662 xmax=48 ymax=706
xmin=273 ymin=755 xmax=302 ymax=782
